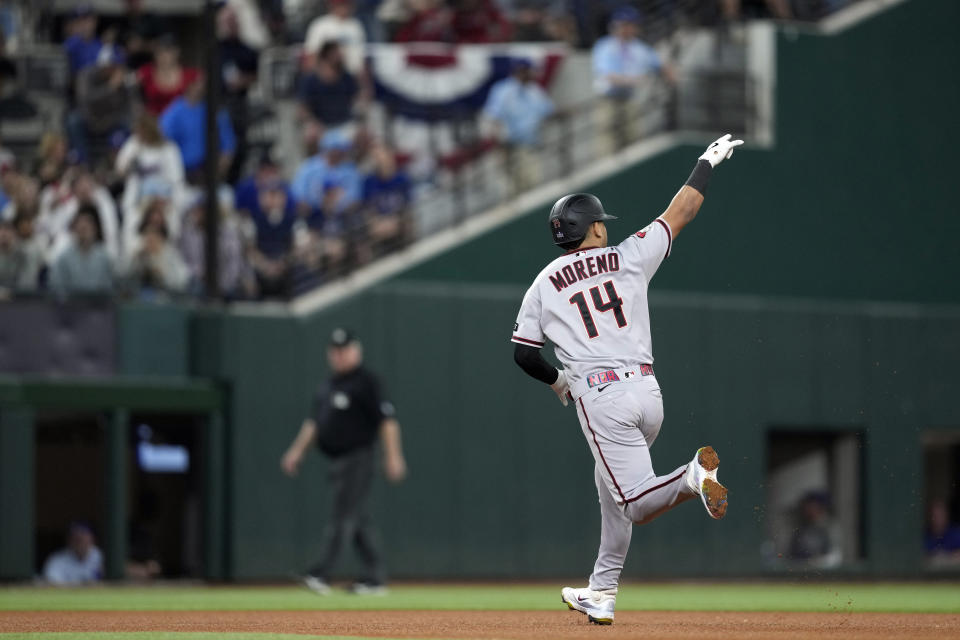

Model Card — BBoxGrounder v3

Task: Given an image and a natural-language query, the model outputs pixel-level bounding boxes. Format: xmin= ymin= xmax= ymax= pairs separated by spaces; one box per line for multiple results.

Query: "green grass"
xmin=1 ymin=582 xmax=959 ymax=613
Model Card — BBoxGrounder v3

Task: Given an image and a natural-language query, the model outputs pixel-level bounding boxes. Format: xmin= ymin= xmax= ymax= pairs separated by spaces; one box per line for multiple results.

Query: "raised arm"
xmin=661 ymin=134 xmax=743 ymax=237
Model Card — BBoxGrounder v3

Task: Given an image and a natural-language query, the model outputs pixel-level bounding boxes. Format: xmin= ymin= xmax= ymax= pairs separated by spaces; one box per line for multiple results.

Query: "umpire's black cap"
xmin=548 ymin=193 xmax=617 ymax=246
xmin=329 ymin=327 xmax=358 ymax=348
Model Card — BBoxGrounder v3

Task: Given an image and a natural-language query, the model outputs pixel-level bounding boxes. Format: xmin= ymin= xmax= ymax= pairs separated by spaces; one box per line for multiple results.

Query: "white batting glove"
xmin=699 ymin=133 xmax=744 ymax=168
xmin=551 ymin=369 xmax=571 ymax=407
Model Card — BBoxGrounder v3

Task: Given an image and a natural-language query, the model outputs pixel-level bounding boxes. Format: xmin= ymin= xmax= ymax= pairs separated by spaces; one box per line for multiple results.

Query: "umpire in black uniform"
xmin=281 ymin=328 xmax=407 ymax=594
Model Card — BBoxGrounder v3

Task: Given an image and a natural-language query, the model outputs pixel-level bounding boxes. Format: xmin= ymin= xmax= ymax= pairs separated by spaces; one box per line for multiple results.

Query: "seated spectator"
xmin=63 ymin=5 xmax=103 ymax=78
xmin=925 ymin=499 xmax=960 ymax=562
xmin=234 ymin=152 xmax=284 ymax=215
xmin=137 ymin=35 xmax=200 ymax=116
xmin=787 ymin=490 xmax=842 ymax=568
xmin=304 ymin=0 xmax=366 ymax=76
xmin=178 ymin=192 xmax=252 ymax=298
xmin=297 ymin=42 xmax=360 ymax=135
xmin=38 ymin=167 xmax=120 ymax=264
xmin=292 ymin=132 xmax=362 ymax=213
xmin=1 ymin=170 xmax=39 ymax=222
xmin=360 ymin=144 xmax=412 ymax=260
xmin=451 ymin=0 xmax=512 ymax=43
xmin=394 ymin=0 xmax=454 ymax=42
xmin=160 ymin=75 xmax=237 ymax=180
xmin=217 ymin=4 xmax=260 ymax=183
xmin=42 ymin=522 xmax=103 ymax=585
xmin=304 ymin=180 xmax=356 ymax=272
xmin=123 ymin=191 xmax=180 ymax=261
xmin=33 ymin=132 xmax=70 ymax=189
xmin=124 ymin=210 xmax=189 ymax=296
xmin=246 ymin=180 xmax=295 ymax=298
xmin=48 ymin=205 xmax=115 ymax=297
xmin=116 ymin=112 xmax=185 ymax=230
xmin=69 ymin=54 xmax=133 ymax=165
xmin=592 ymin=6 xmax=674 ymax=99
xmin=0 ymin=218 xmax=40 ymax=296
xmin=12 ymin=210 xmax=44 ymax=276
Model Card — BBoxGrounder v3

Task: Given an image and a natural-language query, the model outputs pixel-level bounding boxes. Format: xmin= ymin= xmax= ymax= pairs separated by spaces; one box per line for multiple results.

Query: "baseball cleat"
xmin=685 ymin=445 xmax=728 ymax=519
xmin=561 ymin=586 xmax=616 ymax=625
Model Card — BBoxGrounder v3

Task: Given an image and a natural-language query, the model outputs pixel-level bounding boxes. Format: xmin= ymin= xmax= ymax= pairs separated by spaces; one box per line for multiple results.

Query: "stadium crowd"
xmin=0 ymin=0 xmax=850 ymax=301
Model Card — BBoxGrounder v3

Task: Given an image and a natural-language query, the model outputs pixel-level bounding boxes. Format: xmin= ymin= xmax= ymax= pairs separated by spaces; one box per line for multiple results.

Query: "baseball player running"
xmin=511 ymin=134 xmax=743 ymax=625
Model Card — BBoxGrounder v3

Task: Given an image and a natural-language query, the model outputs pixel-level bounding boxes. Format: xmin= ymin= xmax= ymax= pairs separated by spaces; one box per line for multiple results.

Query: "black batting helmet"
xmin=548 ymin=193 xmax=617 ymax=246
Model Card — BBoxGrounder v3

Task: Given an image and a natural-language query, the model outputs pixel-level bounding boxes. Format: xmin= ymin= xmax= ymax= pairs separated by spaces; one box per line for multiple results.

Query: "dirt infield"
xmin=3 ymin=610 xmax=960 ymax=639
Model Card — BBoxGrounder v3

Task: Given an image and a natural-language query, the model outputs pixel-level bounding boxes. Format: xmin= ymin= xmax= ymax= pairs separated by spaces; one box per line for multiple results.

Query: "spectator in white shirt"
xmin=37 ymin=168 xmax=119 ymax=265
xmin=42 ymin=522 xmax=104 ymax=585
xmin=304 ymin=0 xmax=367 ymax=76
xmin=115 ymin=112 xmax=186 ymax=232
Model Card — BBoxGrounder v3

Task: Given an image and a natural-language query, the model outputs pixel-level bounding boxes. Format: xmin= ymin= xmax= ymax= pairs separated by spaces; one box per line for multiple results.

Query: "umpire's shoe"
xmin=561 ymin=586 xmax=616 ymax=625
xmin=303 ymin=575 xmax=332 ymax=595
xmin=685 ymin=445 xmax=728 ymax=519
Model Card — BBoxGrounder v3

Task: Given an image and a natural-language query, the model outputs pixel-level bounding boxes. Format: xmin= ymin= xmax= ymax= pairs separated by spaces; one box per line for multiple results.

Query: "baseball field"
xmin=2 ymin=581 xmax=959 ymax=640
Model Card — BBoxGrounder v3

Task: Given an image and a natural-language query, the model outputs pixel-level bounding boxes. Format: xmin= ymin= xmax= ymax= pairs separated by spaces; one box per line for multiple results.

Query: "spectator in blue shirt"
xmin=160 ymin=75 xmax=237 ymax=180
xmin=359 ymin=144 xmax=412 ymax=260
xmin=483 ymin=59 xmax=555 ymax=146
xmin=63 ymin=5 xmax=102 ymax=76
xmin=591 ymin=6 xmax=674 ymax=99
xmin=234 ymin=153 xmax=290 ymax=215
xmin=291 ymin=132 xmax=361 ymax=213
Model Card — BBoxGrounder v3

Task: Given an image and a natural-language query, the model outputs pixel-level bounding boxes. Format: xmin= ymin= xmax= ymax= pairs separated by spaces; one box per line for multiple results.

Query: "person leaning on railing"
xmin=591 ymin=6 xmax=675 ymax=150
xmin=481 ymin=58 xmax=555 ymax=195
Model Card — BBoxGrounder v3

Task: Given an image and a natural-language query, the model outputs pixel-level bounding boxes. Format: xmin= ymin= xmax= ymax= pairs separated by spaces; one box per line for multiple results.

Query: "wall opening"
xmin=922 ymin=430 xmax=960 ymax=569
xmin=763 ymin=428 xmax=864 ymax=569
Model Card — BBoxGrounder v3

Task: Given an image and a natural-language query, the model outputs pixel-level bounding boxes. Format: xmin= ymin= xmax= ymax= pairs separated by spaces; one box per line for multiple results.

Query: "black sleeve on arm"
xmin=513 ymin=343 xmax=559 ymax=385
xmin=685 ymin=159 xmax=713 ymax=195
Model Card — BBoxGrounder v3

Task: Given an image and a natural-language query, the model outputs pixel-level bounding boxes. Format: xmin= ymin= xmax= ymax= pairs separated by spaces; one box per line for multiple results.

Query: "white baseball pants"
xmin=574 ymin=375 xmax=695 ymax=590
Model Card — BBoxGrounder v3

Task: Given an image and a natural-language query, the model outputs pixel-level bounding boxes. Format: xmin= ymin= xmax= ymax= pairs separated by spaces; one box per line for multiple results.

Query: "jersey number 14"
xmin=569 ymin=280 xmax=627 ymax=339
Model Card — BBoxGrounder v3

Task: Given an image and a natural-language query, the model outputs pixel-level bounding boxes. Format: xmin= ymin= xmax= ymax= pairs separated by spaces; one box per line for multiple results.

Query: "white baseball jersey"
xmin=511 ymin=217 xmax=673 ymax=388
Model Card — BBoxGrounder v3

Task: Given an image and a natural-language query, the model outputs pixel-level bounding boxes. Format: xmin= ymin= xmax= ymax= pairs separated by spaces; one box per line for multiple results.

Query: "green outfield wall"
xmin=187 ymin=285 xmax=960 ymax=579
xmin=3 ymin=0 xmax=958 ymax=581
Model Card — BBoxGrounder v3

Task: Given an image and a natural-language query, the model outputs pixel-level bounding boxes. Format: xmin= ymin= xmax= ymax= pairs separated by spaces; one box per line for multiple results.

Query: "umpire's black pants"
xmin=307 ymin=446 xmax=385 ymax=584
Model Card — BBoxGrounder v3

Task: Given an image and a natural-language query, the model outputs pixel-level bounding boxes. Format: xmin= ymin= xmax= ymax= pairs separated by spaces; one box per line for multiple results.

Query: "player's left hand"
xmin=551 ymin=369 xmax=571 ymax=407
xmin=699 ymin=134 xmax=744 ymax=167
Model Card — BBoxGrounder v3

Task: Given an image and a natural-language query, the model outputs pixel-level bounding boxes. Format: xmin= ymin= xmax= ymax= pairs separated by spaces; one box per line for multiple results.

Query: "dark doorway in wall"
xmin=764 ymin=429 xmax=864 ymax=570
xmin=34 ymin=412 xmax=107 ymax=577
xmin=922 ymin=431 xmax=960 ymax=569
xmin=35 ymin=411 xmax=206 ymax=580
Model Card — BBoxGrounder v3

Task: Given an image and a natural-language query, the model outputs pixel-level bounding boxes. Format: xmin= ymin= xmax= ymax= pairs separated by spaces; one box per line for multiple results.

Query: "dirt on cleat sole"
xmin=698 ymin=446 xmax=720 ymax=472
xmin=702 ymin=478 xmax=728 ymax=519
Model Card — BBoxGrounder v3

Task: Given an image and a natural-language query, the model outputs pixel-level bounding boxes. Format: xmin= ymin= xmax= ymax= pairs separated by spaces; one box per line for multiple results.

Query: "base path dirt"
xmin=3 ymin=610 xmax=959 ymax=639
